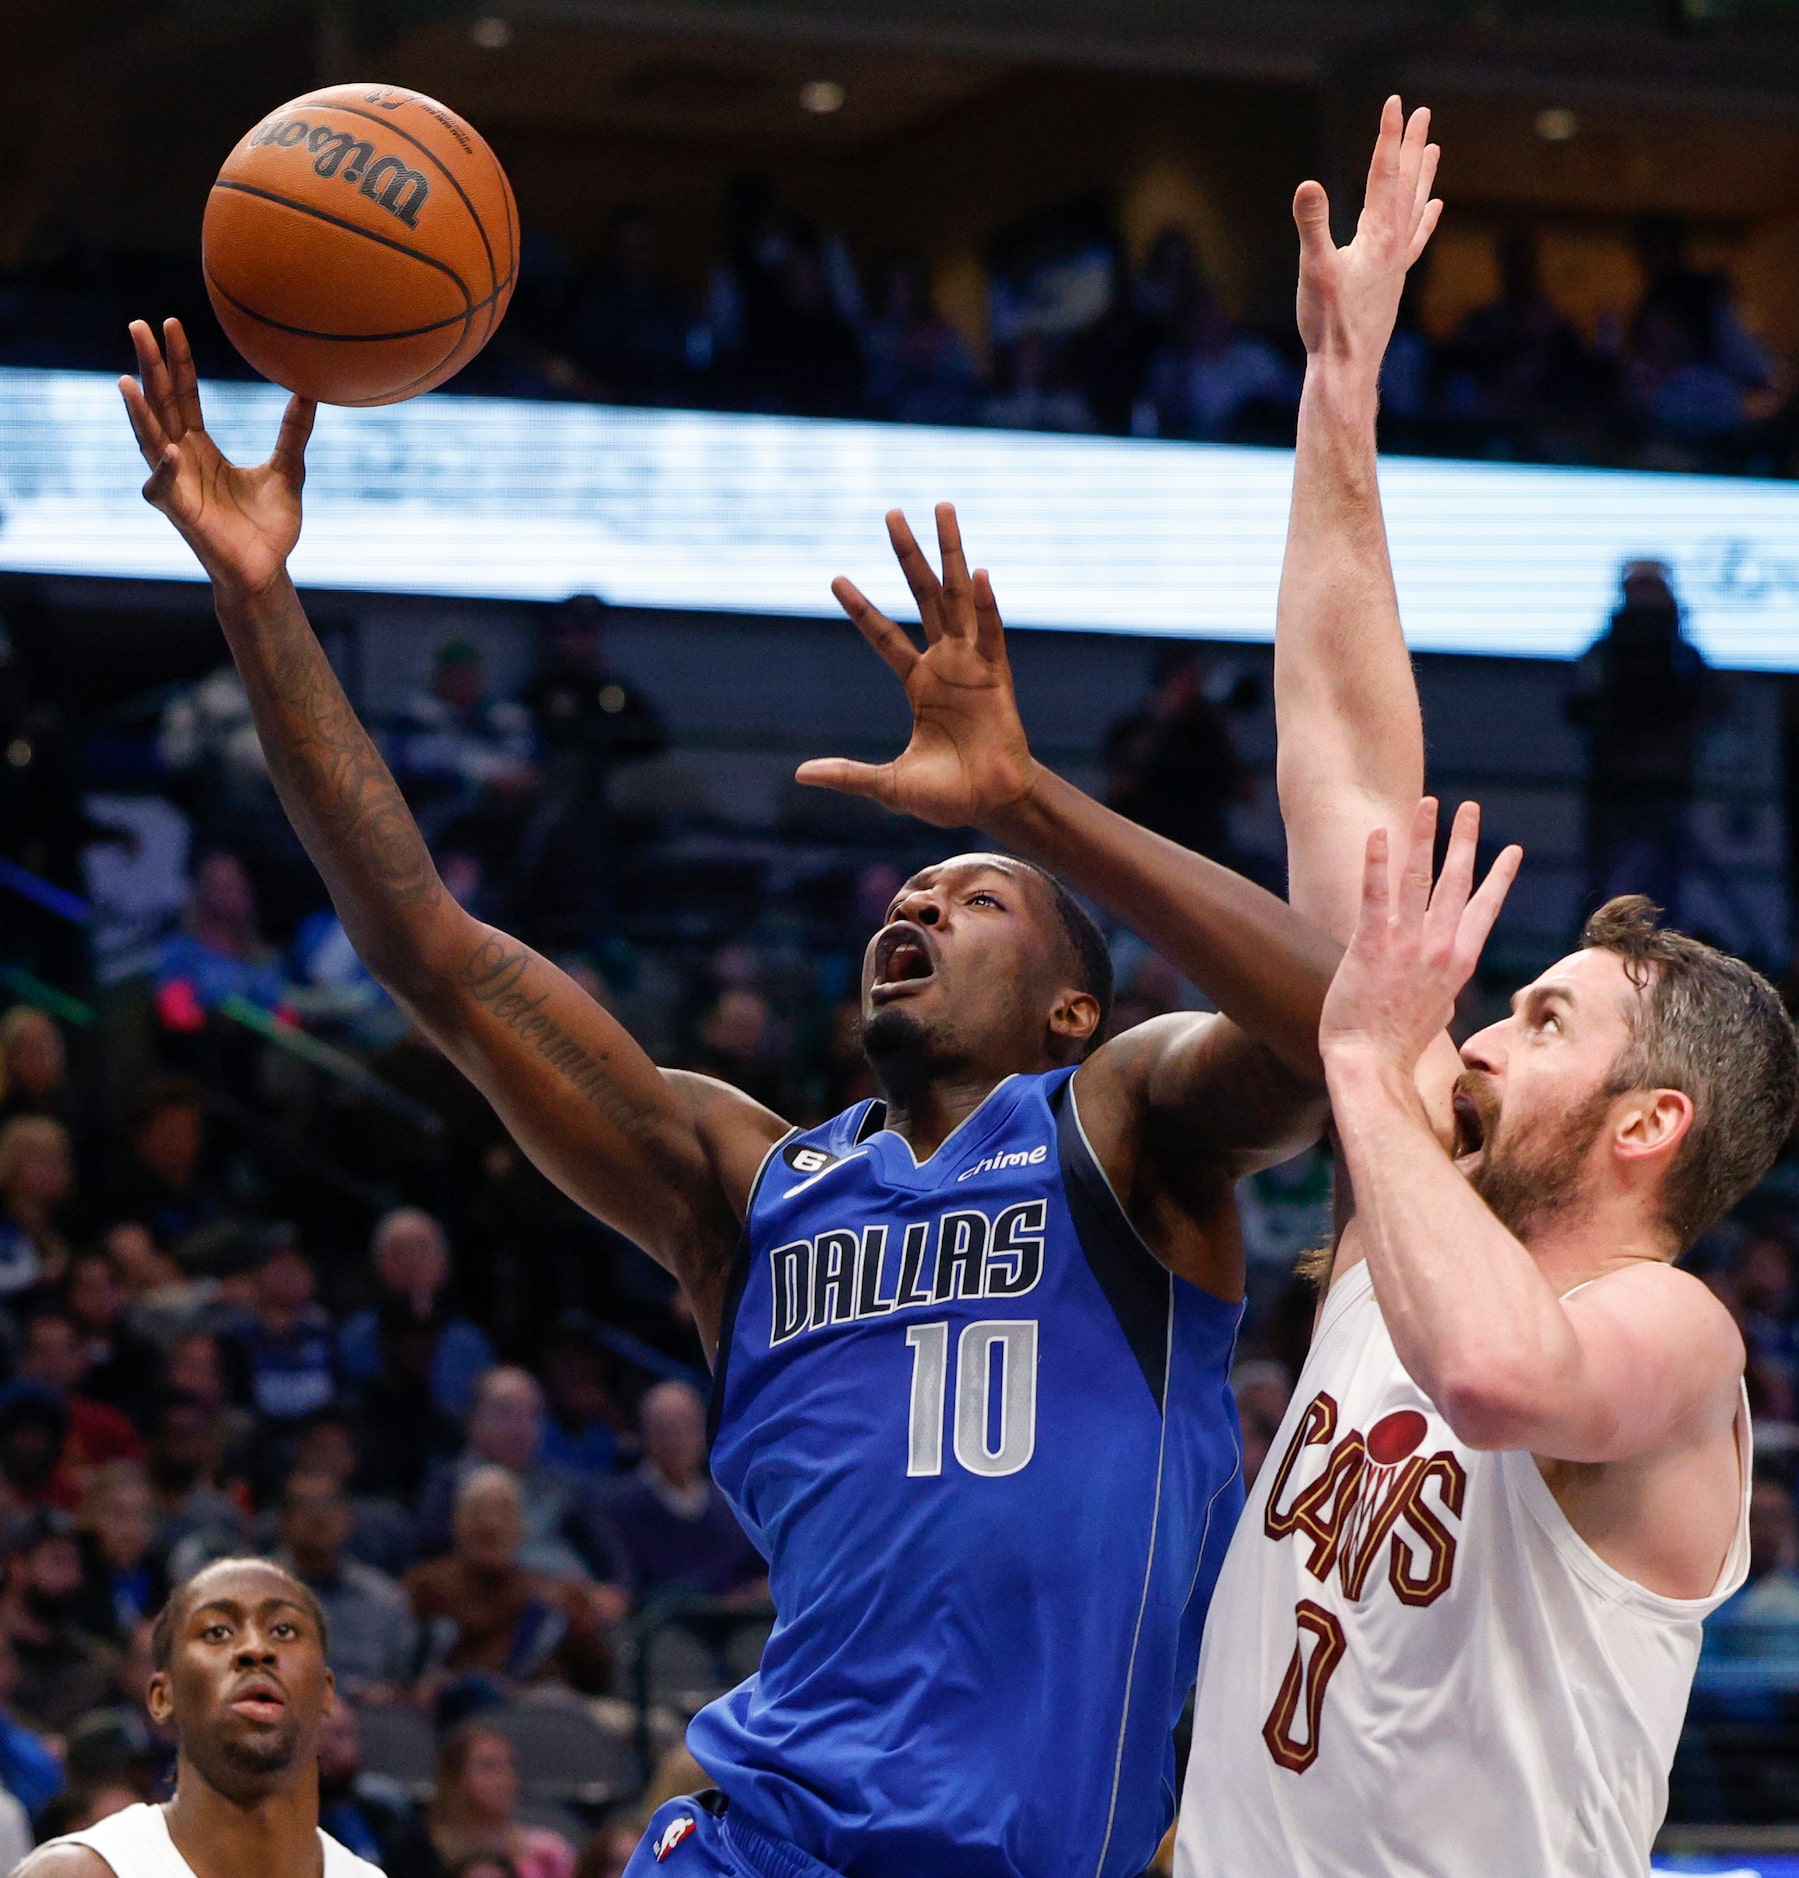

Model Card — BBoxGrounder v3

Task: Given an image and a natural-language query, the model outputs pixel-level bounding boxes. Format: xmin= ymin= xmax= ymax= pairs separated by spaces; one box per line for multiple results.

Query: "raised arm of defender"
xmin=1276 ymin=96 xmax=1439 ymax=946
xmin=121 ymin=319 xmax=783 ymax=1340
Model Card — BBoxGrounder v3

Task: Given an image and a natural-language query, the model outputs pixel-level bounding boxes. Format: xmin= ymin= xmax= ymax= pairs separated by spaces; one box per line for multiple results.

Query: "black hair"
xmin=1015 ymin=862 xmax=1115 ymax=1053
xmin=149 ymin=1558 xmax=330 ymax=1671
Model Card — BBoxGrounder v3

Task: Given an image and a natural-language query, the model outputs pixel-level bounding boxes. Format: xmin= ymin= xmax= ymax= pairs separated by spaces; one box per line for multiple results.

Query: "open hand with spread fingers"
xmin=1319 ymin=798 xmax=1522 ymax=1078
xmin=1294 ymin=93 xmax=1442 ymax=372
xmin=796 ymin=502 xmax=1038 ymax=830
xmin=119 ymin=317 xmax=315 ymax=597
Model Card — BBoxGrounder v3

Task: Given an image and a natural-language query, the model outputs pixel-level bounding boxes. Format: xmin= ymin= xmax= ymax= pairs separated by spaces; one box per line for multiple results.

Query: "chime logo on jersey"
xmin=652 ymin=1815 xmax=696 ymax=1861
xmin=1258 ymin=1390 xmax=1470 ymax=1774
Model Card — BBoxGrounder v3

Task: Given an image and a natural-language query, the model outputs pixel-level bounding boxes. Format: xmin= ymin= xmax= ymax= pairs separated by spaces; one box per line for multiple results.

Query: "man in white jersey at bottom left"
xmin=14 ymin=1557 xmax=383 ymax=1878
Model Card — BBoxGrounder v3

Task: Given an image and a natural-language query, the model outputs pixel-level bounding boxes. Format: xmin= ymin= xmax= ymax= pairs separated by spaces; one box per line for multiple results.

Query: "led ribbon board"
xmin=2 ymin=367 xmax=1797 ymax=666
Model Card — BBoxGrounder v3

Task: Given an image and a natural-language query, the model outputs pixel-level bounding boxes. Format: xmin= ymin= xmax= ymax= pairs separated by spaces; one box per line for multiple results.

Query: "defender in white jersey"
xmin=15 ymin=1558 xmax=382 ymax=1878
xmin=1178 ymin=100 xmax=1799 ymax=1878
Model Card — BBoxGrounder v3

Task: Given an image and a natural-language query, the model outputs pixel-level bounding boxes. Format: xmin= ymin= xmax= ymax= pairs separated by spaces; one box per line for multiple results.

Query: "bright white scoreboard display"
xmin=4 ymin=365 xmax=1799 ymax=668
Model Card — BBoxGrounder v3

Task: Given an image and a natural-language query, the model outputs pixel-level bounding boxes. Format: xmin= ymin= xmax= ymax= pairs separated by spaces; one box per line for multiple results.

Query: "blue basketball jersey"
xmin=691 ymin=1068 xmax=1246 ymax=1878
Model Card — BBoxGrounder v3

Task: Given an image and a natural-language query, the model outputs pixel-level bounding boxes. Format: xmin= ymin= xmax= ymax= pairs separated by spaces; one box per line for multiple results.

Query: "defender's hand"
xmin=797 ymin=502 xmax=1038 ymax=829
xmin=1294 ymin=95 xmax=1441 ymax=370
xmin=1319 ymin=799 xmax=1520 ymax=1076
xmin=119 ymin=317 xmax=314 ymax=598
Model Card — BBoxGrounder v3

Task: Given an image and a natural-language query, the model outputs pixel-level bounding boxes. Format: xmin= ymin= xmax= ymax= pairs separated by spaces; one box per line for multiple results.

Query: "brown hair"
xmin=1582 ymin=895 xmax=1799 ymax=1248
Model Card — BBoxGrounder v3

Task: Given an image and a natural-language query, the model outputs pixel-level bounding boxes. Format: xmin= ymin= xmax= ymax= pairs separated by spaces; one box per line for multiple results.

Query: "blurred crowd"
xmin=2 ymin=191 xmax=1793 ymax=478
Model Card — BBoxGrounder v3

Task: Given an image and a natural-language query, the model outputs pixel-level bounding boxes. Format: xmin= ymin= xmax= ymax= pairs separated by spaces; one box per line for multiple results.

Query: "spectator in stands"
xmin=0 ymin=1386 xmax=70 ymax=1517
xmin=141 ymin=1390 xmax=246 ymax=1559
xmin=155 ymin=849 xmax=289 ymax=1022
xmin=0 ymin=1007 xmax=71 ymax=1130
xmin=286 ymin=1405 xmax=419 ymax=1578
xmin=316 ymin=1699 xmax=405 ymax=1868
xmin=97 ymin=1078 xmax=220 ymax=1251
xmin=1141 ymin=284 xmax=1296 ymax=441
xmin=687 ymin=986 xmax=789 ymax=1116
xmin=346 ymin=1298 xmax=467 ymax=1507
xmin=735 ymin=229 xmax=863 ymax=418
xmin=1627 ymin=216 xmax=1779 ymax=448
xmin=224 ymin=1229 xmax=338 ymax=1428
xmin=566 ymin=206 xmax=691 ymax=403
xmin=982 ymin=333 xmax=1096 ymax=434
xmin=1736 ymin=1225 xmax=1799 ymax=1413
xmin=340 ymin=1208 xmax=495 ymax=1418
xmin=161 ymin=1330 xmax=255 ymax=1470
xmin=106 ymin=1222 xmax=205 ymax=1343
xmin=600 ymin=1382 xmax=762 ymax=1602
xmin=404 ymin=1467 xmax=617 ymax=1694
xmin=1568 ymin=558 xmax=1714 ymax=916
xmin=417 ymin=1368 xmax=627 ymax=1583
xmin=63 ymin=1248 xmax=162 ymax=1424
xmin=0 ymin=1630 xmax=63 ymax=1820
xmin=276 ymin=1470 xmax=417 ymax=1703
xmin=387 ymin=1719 xmax=576 ymax=1878
xmin=14 ymin=1310 xmax=144 ymax=1501
xmin=69 ymin=1460 xmax=166 ymax=1645
xmin=1439 ymin=226 xmax=1587 ymax=434
xmin=1102 ymin=646 xmax=1255 ymax=866
xmin=0 ymin=1114 xmax=75 ymax=1297
xmin=517 ymin=594 xmax=665 ymax=950
xmin=862 ymin=256 xmax=981 ymax=426
xmin=390 ymin=641 xmax=536 ymax=844
xmin=0 ymin=1507 xmax=112 ymax=1731
xmin=538 ymin=1318 xmax=623 ymax=1480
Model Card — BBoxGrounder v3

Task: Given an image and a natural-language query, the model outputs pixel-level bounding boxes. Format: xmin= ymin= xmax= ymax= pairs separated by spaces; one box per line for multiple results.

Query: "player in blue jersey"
xmin=121 ymin=322 xmax=1338 ymax=1878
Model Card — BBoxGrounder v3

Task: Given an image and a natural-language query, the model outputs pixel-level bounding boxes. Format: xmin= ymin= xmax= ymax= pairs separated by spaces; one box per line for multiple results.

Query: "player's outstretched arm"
xmin=119 ymin=320 xmax=783 ymax=1334
xmin=800 ymin=503 xmax=1339 ymax=1084
xmin=1319 ymin=799 xmax=1740 ymax=1462
xmin=1277 ymin=95 xmax=1439 ymax=946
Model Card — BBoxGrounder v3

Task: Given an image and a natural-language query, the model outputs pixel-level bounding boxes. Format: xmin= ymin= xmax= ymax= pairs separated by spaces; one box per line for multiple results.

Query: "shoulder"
xmin=12 ymin=1846 xmax=115 ymax=1878
xmin=321 ymin=1830 xmax=388 ymax=1878
xmin=1571 ymin=1261 xmax=1745 ymax=1399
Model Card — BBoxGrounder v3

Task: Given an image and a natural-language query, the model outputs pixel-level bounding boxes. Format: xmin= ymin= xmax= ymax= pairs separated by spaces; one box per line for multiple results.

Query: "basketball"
xmin=202 ymin=83 xmax=516 ymax=407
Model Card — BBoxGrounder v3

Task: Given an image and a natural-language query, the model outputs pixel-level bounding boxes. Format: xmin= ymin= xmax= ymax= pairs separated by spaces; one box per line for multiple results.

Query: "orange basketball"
xmin=202 ymin=83 xmax=517 ymax=407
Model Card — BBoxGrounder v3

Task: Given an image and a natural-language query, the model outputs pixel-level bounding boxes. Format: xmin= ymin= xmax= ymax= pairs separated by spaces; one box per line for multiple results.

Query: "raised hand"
xmin=119 ymin=318 xmax=315 ymax=596
xmin=796 ymin=503 xmax=1037 ymax=830
xmin=1294 ymin=95 xmax=1441 ymax=370
xmin=1319 ymin=799 xmax=1521 ymax=1075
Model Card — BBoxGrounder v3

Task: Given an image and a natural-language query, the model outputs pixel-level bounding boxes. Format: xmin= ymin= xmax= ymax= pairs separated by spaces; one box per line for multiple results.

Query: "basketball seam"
xmin=312 ymin=100 xmax=498 ymax=304
xmin=208 ymin=179 xmax=475 ymax=308
xmin=205 ymin=264 xmax=501 ymax=344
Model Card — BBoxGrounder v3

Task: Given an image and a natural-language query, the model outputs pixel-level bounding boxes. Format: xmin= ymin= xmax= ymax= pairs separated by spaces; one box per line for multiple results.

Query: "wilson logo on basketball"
xmin=247 ymin=116 xmax=430 ymax=228
xmin=1258 ymin=1391 xmax=1468 ymax=1775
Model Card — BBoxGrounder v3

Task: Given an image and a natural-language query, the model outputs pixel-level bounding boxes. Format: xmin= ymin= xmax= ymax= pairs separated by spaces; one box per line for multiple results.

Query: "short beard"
xmin=860 ymin=1005 xmax=956 ymax=1081
xmin=1469 ymin=1082 xmax=1616 ymax=1241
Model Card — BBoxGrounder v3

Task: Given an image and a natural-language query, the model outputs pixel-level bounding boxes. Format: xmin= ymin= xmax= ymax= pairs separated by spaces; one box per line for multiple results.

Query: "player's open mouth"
xmin=870 ymin=924 xmax=937 ymax=1002
xmin=1451 ymin=1091 xmax=1487 ymax=1167
xmin=228 ymin=1676 xmax=286 ymax=1724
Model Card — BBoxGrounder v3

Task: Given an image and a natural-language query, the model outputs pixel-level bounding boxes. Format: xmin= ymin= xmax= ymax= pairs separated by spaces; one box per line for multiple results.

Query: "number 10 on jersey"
xmin=905 ymin=1320 xmax=1039 ymax=1479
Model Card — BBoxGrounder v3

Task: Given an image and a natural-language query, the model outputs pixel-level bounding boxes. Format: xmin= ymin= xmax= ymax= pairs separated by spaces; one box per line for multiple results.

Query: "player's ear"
xmin=145 ymin=1670 xmax=174 ymax=1727
xmin=1612 ymin=1086 xmax=1693 ymax=1165
xmin=1049 ymin=989 xmax=1102 ymax=1052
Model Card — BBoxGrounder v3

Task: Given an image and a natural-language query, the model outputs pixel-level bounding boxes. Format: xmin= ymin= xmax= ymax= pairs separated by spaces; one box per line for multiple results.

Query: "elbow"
xmin=1431 ymin=1354 xmax=1543 ymax=1453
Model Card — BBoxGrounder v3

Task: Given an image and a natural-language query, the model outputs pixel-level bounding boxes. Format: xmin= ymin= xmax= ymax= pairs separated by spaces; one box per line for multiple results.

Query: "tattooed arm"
xmin=120 ymin=320 xmax=782 ymax=1337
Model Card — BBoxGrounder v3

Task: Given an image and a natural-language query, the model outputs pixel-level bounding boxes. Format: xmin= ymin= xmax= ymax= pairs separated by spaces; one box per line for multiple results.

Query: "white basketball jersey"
xmin=1176 ymin=1260 xmax=1750 ymax=1878
xmin=46 ymin=1802 xmax=384 ymax=1878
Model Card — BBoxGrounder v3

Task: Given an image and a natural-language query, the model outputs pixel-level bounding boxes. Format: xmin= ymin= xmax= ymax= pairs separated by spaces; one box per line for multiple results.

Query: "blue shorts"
xmin=624 ymin=1793 xmax=840 ymax=1878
